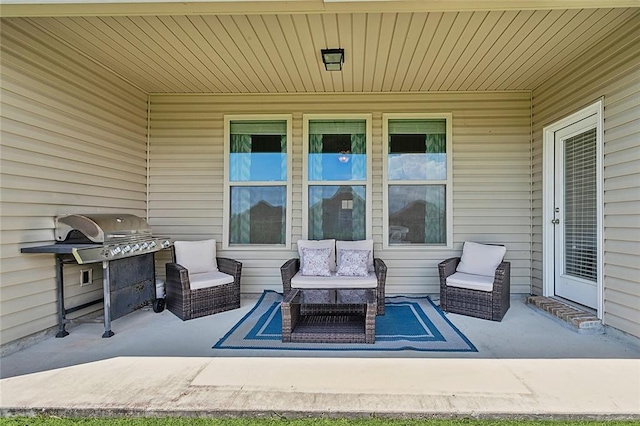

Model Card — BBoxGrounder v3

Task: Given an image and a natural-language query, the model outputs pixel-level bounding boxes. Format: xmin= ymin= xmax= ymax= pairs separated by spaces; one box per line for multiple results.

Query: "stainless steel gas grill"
xmin=53 ymin=214 xmax=172 ymax=264
xmin=21 ymin=214 xmax=172 ymax=338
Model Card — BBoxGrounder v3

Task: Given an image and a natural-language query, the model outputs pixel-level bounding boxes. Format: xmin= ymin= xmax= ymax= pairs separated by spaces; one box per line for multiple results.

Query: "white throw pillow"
xmin=174 ymin=239 xmax=218 ymax=274
xmin=297 ymin=239 xmax=336 ymax=271
xmin=300 ymin=247 xmax=332 ymax=276
xmin=336 ymin=249 xmax=370 ymax=277
xmin=336 ymin=239 xmax=374 ymax=272
xmin=456 ymin=241 xmax=506 ymax=277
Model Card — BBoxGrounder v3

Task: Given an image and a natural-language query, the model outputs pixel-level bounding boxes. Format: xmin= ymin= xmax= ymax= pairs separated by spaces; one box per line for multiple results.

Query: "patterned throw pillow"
xmin=300 ymin=247 xmax=332 ymax=276
xmin=336 ymin=249 xmax=370 ymax=277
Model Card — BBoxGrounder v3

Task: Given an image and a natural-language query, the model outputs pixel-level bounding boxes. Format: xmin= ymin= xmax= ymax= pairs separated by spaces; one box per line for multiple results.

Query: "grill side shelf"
xmin=21 ymin=244 xmax=101 ymax=255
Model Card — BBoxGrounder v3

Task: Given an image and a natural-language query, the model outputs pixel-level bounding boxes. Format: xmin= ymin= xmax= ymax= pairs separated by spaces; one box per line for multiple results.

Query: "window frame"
xmin=382 ymin=113 xmax=453 ymax=249
xmin=223 ymin=114 xmax=293 ymax=250
xmin=302 ymin=113 xmax=373 ymax=240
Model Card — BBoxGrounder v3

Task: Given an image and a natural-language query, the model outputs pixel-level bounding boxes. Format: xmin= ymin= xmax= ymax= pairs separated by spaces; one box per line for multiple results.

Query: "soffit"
xmin=3 ymin=7 xmax=638 ymax=93
xmin=2 ymin=1 xmax=639 ymax=17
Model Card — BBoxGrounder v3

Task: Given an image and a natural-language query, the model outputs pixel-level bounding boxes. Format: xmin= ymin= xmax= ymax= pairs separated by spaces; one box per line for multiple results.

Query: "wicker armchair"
xmin=281 ymin=257 xmax=387 ymax=315
xmin=438 ymin=256 xmax=510 ymax=322
xmin=165 ymin=242 xmax=242 ymax=321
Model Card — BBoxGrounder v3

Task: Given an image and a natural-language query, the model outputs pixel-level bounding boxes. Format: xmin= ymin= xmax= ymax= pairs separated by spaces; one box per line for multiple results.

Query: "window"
xmin=224 ymin=116 xmax=292 ymax=248
xmin=383 ymin=114 xmax=452 ymax=247
xmin=303 ymin=115 xmax=371 ymax=241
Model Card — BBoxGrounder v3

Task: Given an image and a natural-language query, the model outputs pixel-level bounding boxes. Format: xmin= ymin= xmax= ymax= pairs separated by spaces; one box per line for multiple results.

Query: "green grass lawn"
xmin=1 ymin=419 xmax=638 ymax=426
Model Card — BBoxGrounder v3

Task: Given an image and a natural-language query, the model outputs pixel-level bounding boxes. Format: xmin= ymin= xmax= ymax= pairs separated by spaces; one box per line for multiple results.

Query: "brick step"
xmin=526 ymin=296 xmax=604 ymax=334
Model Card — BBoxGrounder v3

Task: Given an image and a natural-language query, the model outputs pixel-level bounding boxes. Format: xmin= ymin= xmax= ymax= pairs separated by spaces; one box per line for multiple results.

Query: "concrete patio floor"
xmin=1 ymin=294 xmax=638 ymax=419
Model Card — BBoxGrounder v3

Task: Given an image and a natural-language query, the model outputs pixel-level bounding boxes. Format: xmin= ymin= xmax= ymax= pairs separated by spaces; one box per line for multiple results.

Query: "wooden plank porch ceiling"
xmin=1 ymin=2 xmax=638 ymax=93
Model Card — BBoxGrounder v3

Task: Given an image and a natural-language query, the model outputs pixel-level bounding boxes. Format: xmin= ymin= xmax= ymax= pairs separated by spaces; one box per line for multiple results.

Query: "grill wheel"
xmin=153 ymin=298 xmax=165 ymax=313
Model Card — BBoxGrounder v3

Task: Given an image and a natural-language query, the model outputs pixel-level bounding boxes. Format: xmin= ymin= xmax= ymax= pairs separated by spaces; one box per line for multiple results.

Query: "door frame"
xmin=542 ymin=99 xmax=604 ymax=319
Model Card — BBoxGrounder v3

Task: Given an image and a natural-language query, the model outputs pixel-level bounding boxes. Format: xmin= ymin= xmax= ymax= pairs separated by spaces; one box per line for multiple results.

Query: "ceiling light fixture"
xmin=321 ymin=48 xmax=344 ymax=71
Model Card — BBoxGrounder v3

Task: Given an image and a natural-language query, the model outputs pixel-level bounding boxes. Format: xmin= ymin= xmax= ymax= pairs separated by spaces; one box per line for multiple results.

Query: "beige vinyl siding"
xmin=149 ymin=92 xmax=532 ymax=295
xmin=0 ymin=19 xmax=149 ymax=345
xmin=531 ymin=17 xmax=640 ymax=337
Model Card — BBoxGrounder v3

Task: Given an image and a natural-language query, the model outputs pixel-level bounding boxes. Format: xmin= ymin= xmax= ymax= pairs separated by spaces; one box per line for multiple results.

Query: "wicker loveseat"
xmin=165 ymin=239 xmax=242 ymax=320
xmin=438 ymin=242 xmax=510 ymax=322
xmin=281 ymin=239 xmax=387 ymax=315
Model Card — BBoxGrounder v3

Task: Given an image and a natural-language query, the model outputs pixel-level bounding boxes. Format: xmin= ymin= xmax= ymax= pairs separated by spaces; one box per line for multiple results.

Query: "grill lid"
xmin=55 ymin=214 xmax=152 ymax=243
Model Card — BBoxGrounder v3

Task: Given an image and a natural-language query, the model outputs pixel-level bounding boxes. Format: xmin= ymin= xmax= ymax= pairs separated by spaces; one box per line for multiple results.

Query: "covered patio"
xmin=1 ymin=0 xmax=639 ymax=366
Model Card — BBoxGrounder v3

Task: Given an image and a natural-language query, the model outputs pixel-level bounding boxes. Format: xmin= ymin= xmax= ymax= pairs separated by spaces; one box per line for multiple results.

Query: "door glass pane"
xmin=564 ymin=128 xmax=597 ymax=281
xmin=308 ymin=185 xmax=366 ymax=240
xmin=230 ymin=120 xmax=287 ymax=182
xmin=388 ymin=185 xmax=446 ymax=244
xmin=230 ymin=186 xmax=286 ymax=244
xmin=388 ymin=119 xmax=446 ymax=180
xmin=308 ymin=119 xmax=366 ymax=181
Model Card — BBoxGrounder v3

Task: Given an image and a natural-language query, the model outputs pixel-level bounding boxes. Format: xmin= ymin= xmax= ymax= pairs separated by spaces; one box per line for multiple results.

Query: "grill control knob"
xmin=122 ymin=245 xmax=132 ymax=253
xmin=161 ymin=240 xmax=171 ymax=248
xmin=111 ymin=246 xmax=122 ymax=256
xmin=141 ymin=242 xmax=149 ymax=250
xmin=131 ymin=244 xmax=140 ymax=252
xmin=149 ymin=241 xmax=157 ymax=249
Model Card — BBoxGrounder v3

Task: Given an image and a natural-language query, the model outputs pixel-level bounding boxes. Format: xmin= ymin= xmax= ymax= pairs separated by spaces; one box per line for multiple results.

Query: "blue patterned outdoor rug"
xmin=213 ymin=290 xmax=476 ymax=352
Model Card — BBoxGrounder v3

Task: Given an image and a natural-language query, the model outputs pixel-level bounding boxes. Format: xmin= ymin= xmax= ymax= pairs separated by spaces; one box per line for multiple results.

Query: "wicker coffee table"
xmin=281 ymin=288 xmax=376 ymax=344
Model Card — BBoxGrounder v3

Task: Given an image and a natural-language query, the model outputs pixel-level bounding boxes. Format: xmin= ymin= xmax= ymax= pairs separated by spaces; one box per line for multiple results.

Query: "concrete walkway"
xmin=2 ymin=357 xmax=639 ymax=418
xmin=1 ymin=295 xmax=639 ymax=419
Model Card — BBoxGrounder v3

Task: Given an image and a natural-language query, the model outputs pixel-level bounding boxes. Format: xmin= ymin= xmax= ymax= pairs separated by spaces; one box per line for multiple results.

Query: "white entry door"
xmin=552 ymin=115 xmax=598 ymax=309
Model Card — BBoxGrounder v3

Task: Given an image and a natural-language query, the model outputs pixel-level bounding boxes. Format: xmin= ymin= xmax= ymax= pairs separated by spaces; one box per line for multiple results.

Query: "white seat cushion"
xmin=174 ymin=239 xmax=218 ymax=274
xmin=297 ymin=239 xmax=336 ymax=271
xmin=290 ymin=271 xmax=378 ymax=289
xmin=336 ymin=239 xmax=374 ymax=271
xmin=456 ymin=241 xmax=506 ymax=277
xmin=189 ymin=270 xmax=234 ymax=290
xmin=446 ymin=272 xmax=494 ymax=292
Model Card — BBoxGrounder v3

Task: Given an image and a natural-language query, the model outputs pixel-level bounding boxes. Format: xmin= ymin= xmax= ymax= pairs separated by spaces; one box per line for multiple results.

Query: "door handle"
xmin=551 ymin=219 xmax=560 ymax=225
